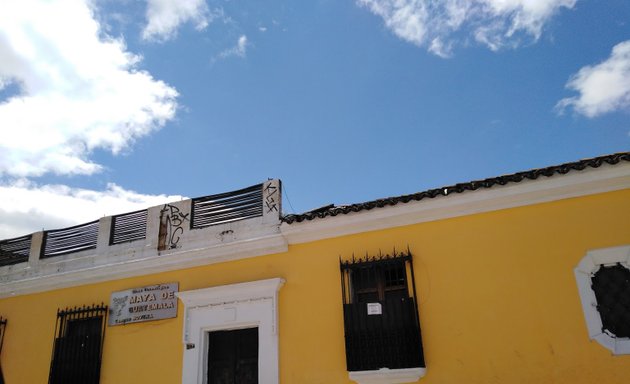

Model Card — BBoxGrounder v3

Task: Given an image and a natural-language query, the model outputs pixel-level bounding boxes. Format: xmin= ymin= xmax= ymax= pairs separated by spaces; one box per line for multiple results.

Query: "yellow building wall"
xmin=0 ymin=188 xmax=629 ymax=383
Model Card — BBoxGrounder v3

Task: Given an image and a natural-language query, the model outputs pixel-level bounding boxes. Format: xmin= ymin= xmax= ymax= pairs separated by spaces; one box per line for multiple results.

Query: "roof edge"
xmin=282 ymin=152 xmax=630 ymax=224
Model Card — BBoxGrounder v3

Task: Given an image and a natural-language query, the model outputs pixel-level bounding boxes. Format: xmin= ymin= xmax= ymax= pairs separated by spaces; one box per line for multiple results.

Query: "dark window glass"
xmin=351 ymin=261 xmax=408 ymax=303
xmin=592 ymin=264 xmax=630 ymax=338
xmin=208 ymin=327 xmax=258 ymax=384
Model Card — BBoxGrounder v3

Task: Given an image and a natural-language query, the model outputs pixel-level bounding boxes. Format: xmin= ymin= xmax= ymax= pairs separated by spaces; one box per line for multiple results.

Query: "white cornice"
xmin=177 ymin=277 xmax=285 ymax=309
xmin=281 ymin=162 xmax=630 ymax=244
xmin=0 ymin=234 xmax=288 ymax=298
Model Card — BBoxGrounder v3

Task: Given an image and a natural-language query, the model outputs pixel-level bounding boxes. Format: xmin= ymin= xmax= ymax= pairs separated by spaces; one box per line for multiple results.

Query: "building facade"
xmin=0 ymin=152 xmax=629 ymax=383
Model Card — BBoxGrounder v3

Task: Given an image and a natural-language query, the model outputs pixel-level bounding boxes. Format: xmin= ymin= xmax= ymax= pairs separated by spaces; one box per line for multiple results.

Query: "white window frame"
xmin=176 ymin=278 xmax=285 ymax=384
xmin=575 ymin=245 xmax=630 ymax=355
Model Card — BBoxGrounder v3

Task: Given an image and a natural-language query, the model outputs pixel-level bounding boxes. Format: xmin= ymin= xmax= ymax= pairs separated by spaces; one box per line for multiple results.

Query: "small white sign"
xmin=367 ymin=302 xmax=382 ymax=315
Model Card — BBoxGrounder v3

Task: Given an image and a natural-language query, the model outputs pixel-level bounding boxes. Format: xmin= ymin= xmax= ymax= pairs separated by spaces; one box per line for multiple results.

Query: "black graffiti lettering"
xmin=159 ymin=204 xmax=190 ymax=250
xmin=169 ymin=227 xmax=184 ymax=249
xmin=265 ymin=198 xmax=278 ymax=212
xmin=264 ymin=183 xmax=279 ymax=213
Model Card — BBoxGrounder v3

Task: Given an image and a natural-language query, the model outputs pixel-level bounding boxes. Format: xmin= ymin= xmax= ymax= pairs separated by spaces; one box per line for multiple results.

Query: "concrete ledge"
xmin=349 ymin=367 xmax=426 ymax=384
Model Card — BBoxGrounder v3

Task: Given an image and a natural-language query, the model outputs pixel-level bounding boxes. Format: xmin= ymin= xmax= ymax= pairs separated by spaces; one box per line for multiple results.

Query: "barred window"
xmin=340 ymin=250 xmax=425 ymax=373
xmin=575 ymin=245 xmax=630 ymax=355
xmin=48 ymin=304 xmax=107 ymax=384
xmin=591 ymin=264 xmax=630 ymax=338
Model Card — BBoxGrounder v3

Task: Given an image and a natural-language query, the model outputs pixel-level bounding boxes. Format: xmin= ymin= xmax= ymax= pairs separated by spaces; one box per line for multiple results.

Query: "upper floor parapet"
xmin=0 ymin=180 xmax=285 ymax=297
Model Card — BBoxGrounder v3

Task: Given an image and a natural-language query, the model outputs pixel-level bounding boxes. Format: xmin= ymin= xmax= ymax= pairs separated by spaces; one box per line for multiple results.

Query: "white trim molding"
xmin=282 ymin=162 xmax=630 ymax=244
xmin=349 ymin=367 xmax=426 ymax=384
xmin=177 ymin=278 xmax=285 ymax=384
xmin=575 ymin=245 xmax=630 ymax=355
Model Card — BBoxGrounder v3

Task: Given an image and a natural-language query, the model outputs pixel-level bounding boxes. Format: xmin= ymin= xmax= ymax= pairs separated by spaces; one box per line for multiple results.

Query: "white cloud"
xmin=357 ymin=0 xmax=576 ymax=56
xmin=0 ymin=0 xmax=178 ymax=178
xmin=217 ymin=35 xmax=249 ymax=60
xmin=556 ymin=40 xmax=630 ymax=117
xmin=143 ymin=0 xmax=212 ymax=41
xmin=0 ymin=180 xmax=185 ymax=240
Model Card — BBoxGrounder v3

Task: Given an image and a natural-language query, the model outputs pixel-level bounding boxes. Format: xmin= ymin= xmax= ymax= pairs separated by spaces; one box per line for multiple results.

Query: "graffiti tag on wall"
xmin=264 ymin=183 xmax=279 ymax=213
xmin=158 ymin=204 xmax=189 ymax=251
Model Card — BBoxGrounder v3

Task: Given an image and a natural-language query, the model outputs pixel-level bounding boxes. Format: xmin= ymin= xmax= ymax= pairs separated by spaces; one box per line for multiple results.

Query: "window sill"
xmin=349 ymin=367 xmax=426 ymax=384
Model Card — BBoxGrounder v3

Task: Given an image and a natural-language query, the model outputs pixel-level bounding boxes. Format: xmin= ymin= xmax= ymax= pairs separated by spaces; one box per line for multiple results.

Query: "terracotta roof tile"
xmin=282 ymin=152 xmax=630 ymax=224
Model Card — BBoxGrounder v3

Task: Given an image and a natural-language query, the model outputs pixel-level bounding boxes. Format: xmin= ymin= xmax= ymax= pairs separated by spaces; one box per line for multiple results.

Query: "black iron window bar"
xmin=0 ymin=235 xmax=31 ymax=267
xmin=48 ymin=304 xmax=107 ymax=384
xmin=191 ymin=183 xmax=264 ymax=229
xmin=340 ymin=249 xmax=425 ymax=372
xmin=110 ymin=209 xmax=148 ymax=245
xmin=0 ymin=317 xmax=6 ymax=384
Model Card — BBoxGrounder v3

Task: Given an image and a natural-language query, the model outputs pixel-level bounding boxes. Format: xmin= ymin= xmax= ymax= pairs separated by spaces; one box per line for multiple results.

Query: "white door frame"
xmin=177 ymin=278 xmax=285 ymax=383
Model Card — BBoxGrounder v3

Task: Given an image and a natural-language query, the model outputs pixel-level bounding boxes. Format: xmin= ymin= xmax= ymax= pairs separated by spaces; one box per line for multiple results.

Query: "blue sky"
xmin=0 ymin=0 xmax=629 ymax=238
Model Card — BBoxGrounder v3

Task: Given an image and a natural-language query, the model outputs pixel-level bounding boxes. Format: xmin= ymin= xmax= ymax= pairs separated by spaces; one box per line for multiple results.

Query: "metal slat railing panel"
xmin=191 ymin=206 xmax=263 ymax=227
xmin=193 ymin=205 xmax=263 ymax=226
xmin=193 ymin=189 xmax=262 ymax=215
xmin=194 ymin=183 xmax=261 ymax=201
xmin=191 ymin=183 xmax=264 ymax=229
xmin=42 ymin=221 xmax=99 ymax=258
xmin=193 ymin=198 xmax=262 ymax=217
xmin=110 ymin=210 xmax=147 ymax=245
xmin=0 ymin=235 xmax=31 ymax=266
